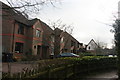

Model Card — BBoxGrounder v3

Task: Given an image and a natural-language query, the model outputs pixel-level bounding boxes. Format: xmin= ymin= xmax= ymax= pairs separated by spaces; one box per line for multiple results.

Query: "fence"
xmin=2 ymin=57 xmax=117 ymax=79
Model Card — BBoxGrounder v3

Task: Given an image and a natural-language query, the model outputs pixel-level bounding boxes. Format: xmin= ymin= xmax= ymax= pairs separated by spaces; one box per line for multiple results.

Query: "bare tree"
xmin=94 ymin=40 xmax=108 ymax=55
xmin=48 ymin=19 xmax=74 ymax=55
xmin=4 ymin=0 xmax=60 ymax=18
xmin=112 ymin=19 xmax=120 ymax=78
xmin=48 ymin=19 xmax=74 ymax=34
xmin=96 ymin=40 xmax=107 ymax=49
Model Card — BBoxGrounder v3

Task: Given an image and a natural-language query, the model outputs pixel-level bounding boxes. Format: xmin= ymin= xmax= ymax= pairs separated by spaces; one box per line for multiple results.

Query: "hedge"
xmin=2 ymin=56 xmax=117 ymax=79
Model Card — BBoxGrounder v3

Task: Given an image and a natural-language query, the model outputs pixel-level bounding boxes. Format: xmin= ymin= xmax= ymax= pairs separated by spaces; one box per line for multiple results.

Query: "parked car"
xmin=56 ymin=53 xmax=80 ymax=58
xmin=108 ymin=54 xmax=113 ymax=57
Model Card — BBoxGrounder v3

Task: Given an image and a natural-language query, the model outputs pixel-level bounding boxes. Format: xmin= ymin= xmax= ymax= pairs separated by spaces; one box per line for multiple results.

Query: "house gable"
xmin=87 ymin=39 xmax=98 ymax=50
xmin=32 ymin=20 xmax=43 ymax=43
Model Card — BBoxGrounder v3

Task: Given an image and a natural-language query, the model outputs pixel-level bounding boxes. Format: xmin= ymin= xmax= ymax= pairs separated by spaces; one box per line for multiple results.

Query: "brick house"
xmin=54 ymin=28 xmax=83 ymax=56
xmin=2 ymin=2 xmax=30 ymax=59
xmin=29 ymin=19 xmax=43 ymax=58
xmin=1 ymin=1 xmax=85 ymax=60
xmin=40 ymin=21 xmax=55 ymax=59
xmin=1 ymin=2 xmax=54 ymax=60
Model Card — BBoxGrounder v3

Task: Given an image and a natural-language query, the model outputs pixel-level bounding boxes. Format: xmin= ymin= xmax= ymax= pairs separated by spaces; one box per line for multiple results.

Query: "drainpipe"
xmin=7 ymin=20 xmax=15 ymax=76
xmin=12 ymin=20 xmax=15 ymax=54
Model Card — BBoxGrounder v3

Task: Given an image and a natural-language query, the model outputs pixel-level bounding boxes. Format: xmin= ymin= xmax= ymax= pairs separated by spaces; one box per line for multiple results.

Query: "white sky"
xmin=2 ymin=0 xmax=120 ymax=48
xmin=34 ymin=0 xmax=119 ymax=48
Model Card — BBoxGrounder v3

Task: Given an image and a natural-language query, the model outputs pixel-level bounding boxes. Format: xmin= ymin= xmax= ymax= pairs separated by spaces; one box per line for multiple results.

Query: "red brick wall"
xmin=54 ymin=28 xmax=80 ymax=55
xmin=2 ymin=16 xmax=14 ymax=53
xmin=13 ymin=22 xmax=32 ymax=55
xmin=32 ymin=21 xmax=43 ymax=56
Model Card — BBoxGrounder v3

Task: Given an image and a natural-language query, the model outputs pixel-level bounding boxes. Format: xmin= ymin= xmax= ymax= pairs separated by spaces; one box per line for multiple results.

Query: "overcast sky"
xmin=33 ymin=0 xmax=119 ymax=48
xmin=2 ymin=0 xmax=120 ymax=48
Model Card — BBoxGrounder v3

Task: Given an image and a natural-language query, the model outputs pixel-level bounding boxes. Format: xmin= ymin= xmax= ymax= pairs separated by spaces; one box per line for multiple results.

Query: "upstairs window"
xmin=51 ymin=36 xmax=55 ymax=42
xmin=71 ymin=40 xmax=75 ymax=47
xmin=36 ymin=29 xmax=41 ymax=37
xmin=77 ymin=43 xmax=79 ymax=48
xmin=61 ymin=37 xmax=64 ymax=43
xmin=18 ymin=23 xmax=24 ymax=35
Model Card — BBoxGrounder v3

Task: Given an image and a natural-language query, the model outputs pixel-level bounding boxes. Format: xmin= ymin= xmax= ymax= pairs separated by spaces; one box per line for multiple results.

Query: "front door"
xmin=37 ymin=45 xmax=41 ymax=55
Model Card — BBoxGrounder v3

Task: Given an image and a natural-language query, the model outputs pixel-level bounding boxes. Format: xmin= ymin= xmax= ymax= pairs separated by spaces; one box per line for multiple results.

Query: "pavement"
xmin=2 ymin=62 xmax=37 ymax=73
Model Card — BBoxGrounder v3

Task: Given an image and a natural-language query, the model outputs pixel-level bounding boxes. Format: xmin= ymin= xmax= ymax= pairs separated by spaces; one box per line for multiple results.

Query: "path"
xmin=2 ymin=62 xmax=118 ymax=79
xmin=2 ymin=62 xmax=37 ymax=73
xmin=84 ymin=69 xmax=118 ymax=80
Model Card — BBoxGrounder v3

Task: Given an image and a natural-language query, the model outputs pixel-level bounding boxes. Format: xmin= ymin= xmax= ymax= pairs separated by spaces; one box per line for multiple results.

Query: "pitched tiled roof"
xmin=40 ymin=20 xmax=54 ymax=46
xmin=2 ymin=2 xmax=28 ymax=25
xmin=1 ymin=1 xmax=36 ymax=26
xmin=1 ymin=1 xmax=51 ymax=27
xmin=28 ymin=18 xmax=39 ymax=26
xmin=40 ymin=20 xmax=54 ymax=33
xmin=87 ymin=39 xmax=98 ymax=47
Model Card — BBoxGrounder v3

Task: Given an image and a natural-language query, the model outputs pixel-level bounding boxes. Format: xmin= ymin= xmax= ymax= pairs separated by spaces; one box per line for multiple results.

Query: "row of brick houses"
xmin=54 ymin=28 xmax=85 ymax=55
xmin=1 ymin=1 xmax=85 ymax=60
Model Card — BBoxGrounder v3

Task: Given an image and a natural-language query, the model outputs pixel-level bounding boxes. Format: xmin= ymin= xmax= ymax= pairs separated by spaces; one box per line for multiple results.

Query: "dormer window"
xmin=36 ymin=29 xmax=41 ymax=37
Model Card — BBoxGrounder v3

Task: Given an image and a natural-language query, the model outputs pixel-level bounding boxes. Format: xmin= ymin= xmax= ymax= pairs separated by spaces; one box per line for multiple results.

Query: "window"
xmin=61 ymin=37 xmax=64 ymax=43
xmin=36 ymin=29 xmax=41 ymax=37
xmin=71 ymin=40 xmax=75 ymax=47
xmin=51 ymin=36 xmax=55 ymax=42
xmin=15 ymin=42 xmax=24 ymax=53
xmin=51 ymin=47 xmax=54 ymax=55
xmin=18 ymin=23 xmax=24 ymax=35
xmin=77 ymin=43 xmax=79 ymax=48
xmin=89 ymin=46 xmax=90 ymax=50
